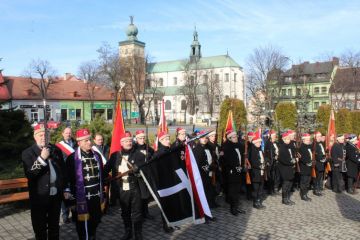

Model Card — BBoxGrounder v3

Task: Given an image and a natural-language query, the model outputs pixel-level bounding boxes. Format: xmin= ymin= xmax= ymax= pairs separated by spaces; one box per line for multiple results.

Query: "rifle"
xmin=146 ymin=125 xmax=149 ymax=161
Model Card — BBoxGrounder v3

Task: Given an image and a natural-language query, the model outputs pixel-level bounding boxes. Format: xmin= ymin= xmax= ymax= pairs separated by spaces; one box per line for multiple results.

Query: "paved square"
xmin=0 ymin=190 xmax=359 ymax=239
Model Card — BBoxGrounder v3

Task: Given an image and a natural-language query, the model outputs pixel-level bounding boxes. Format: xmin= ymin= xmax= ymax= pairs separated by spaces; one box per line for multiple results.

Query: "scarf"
xmin=74 ymin=147 xmax=105 ymax=221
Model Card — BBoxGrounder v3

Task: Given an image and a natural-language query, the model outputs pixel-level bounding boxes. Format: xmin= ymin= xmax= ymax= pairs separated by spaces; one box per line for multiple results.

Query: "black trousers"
xmin=269 ymin=163 xmax=281 ymax=192
xmin=120 ymin=187 xmax=143 ymax=229
xmin=332 ymin=169 xmax=343 ymax=192
xmin=30 ymin=195 xmax=61 ymax=240
xmin=227 ymin=182 xmax=241 ymax=210
xmin=300 ymin=175 xmax=311 ymax=195
xmin=314 ymin=170 xmax=324 ymax=191
xmin=282 ymin=180 xmax=293 ymax=199
xmin=252 ymin=181 xmax=264 ymax=200
xmin=73 ymin=197 xmax=102 ymax=240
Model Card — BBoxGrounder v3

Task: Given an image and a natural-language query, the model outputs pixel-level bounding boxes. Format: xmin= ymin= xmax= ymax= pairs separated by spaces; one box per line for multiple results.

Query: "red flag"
xmin=109 ymin=98 xmax=126 ymax=157
xmin=223 ymin=110 xmax=236 ymax=141
xmin=154 ymin=99 xmax=168 ymax=150
xmin=325 ymin=109 xmax=336 ymax=173
xmin=326 ymin=109 xmax=336 ymax=154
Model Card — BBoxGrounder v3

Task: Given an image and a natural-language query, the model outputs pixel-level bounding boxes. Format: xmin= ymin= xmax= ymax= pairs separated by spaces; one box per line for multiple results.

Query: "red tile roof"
xmin=3 ymin=75 xmax=131 ymax=101
xmin=330 ymin=67 xmax=360 ymax=93
xmin=0 ymin=72 xmax=11 ymax=101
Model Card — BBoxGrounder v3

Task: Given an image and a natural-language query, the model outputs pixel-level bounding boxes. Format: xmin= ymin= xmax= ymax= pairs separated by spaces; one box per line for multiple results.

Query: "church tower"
xmin=190 ymin=26 xmax=201 ymax=62
xmin=119 ymin=16 xmax=145 ymax=59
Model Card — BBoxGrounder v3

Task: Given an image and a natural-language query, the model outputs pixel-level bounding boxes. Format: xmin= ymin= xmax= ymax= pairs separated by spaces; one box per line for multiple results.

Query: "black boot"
xmin=230 ymin=207 xmax=239 ymax=216
xmin=282 ymin=191 xmax=290 ymax=205
xmin=287 ymin=192 xmax=295 ymax=205
xmin=163 ymin=222 xmax=174 ymax=233
xmin=134 ymin=222 xmax=143 ymax=240
xmin=121 ymin=227 xmax=132 ymax=240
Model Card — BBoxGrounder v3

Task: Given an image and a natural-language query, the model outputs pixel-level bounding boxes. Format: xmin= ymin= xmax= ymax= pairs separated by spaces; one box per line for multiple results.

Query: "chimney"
xmin=332 ymin=57 xmax=339 ymax=66
xmin=64 ymin=73 xmax=72 ymax=80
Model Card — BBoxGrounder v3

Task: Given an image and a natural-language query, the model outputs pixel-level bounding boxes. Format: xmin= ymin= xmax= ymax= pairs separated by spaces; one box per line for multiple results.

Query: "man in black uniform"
xmin=331 ymin=134 xmax=346 ymax=193
xmin=207 ymin=130 xmax=222 ymax=195
xmin=65 ymin=129 xmax=106 ymax=240
xmin=22 ymin=124 xmax=66 ymax=240
xmin=249 ymin=131 xmax=266 ymax=209
xmin=288 ymin=130 xmax=300 ymax=191
xmin=171 ymin=127 xmax=187 ymax=164
xmin=314 ymin=131 xmax=326 ymax=196
xmin=134 ymin=130 xmax=155 ymax=220
xmin=278 ymin=131 xmax=296 ymax=205
xmin=265 ymin=130 xmax=280 ymax=195
xmin=193 ymin=130 xmax=218 ymax=217
xmin=299 ymin=133 xmax=313 ymax=201
xmin=220 ymin=129 xmax=246 ymax=215
xmin=345 ymin=134 xmax=360 ymax=194
xmin=105 ymin=131 xmax=145 ymax=240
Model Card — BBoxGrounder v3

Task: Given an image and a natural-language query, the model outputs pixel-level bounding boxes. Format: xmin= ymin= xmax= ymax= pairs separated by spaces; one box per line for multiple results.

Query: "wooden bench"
xmin=0 ymin=178 xmax=29 ymax=204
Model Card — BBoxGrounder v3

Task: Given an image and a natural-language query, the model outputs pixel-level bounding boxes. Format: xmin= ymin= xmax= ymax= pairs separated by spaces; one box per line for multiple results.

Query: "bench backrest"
xmin=0 ymin=178 xmax=28 ymax=191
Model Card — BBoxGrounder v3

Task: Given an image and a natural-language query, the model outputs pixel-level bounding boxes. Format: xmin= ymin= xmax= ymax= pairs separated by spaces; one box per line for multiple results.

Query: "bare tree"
xmin=121 ymin=54 xmax=162 ymax=124
xmin=202 ymin=67 xmax=223 ymax=117
xmin=179 ymin=58 xmax=202 ymax=121
xmin=78 ymin=60 xmax=100 ymax=120
xmin=23 ymin=59 xmax=57 ymax=121
xmin=97 ymin=43 xmax=124 ymax=114
xmin=331 ymin=50 xmax=360 ymax=110
xmin=246 ymin=44 xmax=289 ymax=126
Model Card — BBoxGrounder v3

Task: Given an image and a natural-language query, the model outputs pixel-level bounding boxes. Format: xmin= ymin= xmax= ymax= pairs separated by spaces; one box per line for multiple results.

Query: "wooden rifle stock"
xmin=244 ymin=133 xmax=251 ymax=185
xmin=211 ymin=121 xmax=219 ymax=186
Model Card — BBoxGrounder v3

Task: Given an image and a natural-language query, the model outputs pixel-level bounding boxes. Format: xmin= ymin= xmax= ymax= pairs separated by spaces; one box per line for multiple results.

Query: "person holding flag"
xmin=105 ymin=131 xmax=146 ymax=240
xmin=193 ymin=130 xmax=219 ymax=216
xmin=134 ymin=129 xmax=155 ymax=220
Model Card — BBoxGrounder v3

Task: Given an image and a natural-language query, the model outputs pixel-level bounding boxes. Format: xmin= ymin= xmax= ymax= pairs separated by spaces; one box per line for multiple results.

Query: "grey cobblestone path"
xmin=0 ymin=190 xmax=359 ymax=239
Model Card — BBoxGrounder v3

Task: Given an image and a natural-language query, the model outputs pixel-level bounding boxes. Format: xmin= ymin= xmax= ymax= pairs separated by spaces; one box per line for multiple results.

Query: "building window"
xmin=215 ymin=95 xmax=220 ymax=104
xmin=321 ymin=87 xmax=327 ymax=94
xmin=92 ymin=109 xmax=105 ymax=118
xmin=314 ymin=87 xmax=320 ymax=94
xmin=203 ymin=75 xmax=208 ymax=84
xmin=225 ymin=73 xmax=229 ymax=82
xmin=215 ymin=74 xmax=219 ymax=82
xmin=173 ymin=77 xmax=177 ymax=85
xmin=31 ymin=109 xmax=39 ymax=122
xmin=288 ymin=89 xmax=292 ymax=96
xmin=75 ymin=109 xmax=81 ymax=120
xmin=159 ymin=78 xmax=163 ymax=86
xmin=314 ymin=102 xmax=319 ymax=109
xmin=61 ymin=109 xmax=67 ymax=121
xmin=69 ymin=109 xmax=76 ymax=120
xmin=181 ymin=100 xmax=187 ymax=110
xmin=165 ymin=100 xmax=171 ymax=110
xmin=234 ymin=73 xmax=237 ymax=82
xmin=296 ymin=88 xmax=301 ymax=96
xmin=321 ymin=102 xmax=326 ymax=105
xmin=281 ymin=89 xmax=286 ymax=96
xmin=107 ymin=109 xmax=113 ymax=120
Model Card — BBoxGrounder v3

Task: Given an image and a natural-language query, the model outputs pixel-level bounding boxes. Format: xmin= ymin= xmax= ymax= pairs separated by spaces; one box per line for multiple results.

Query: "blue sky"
xmin=1 ymin=0 xmax=360 ymax=76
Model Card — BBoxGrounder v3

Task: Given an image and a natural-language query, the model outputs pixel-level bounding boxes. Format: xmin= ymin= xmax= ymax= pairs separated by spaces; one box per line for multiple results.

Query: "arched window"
xmin=181 ymin=100 xmax=187 ymax=110
xmin=165 ymin=100 xmax=172 ymax=110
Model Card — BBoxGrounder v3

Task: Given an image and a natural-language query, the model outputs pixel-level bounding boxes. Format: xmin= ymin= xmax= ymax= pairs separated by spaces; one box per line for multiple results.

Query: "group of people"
xmin=22 ymin=124 xmax=360 ymax=240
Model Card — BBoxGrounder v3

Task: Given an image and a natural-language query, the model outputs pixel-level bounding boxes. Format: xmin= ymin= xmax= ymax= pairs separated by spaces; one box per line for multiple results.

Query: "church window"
xmin=215 ymin=74 xmax=219 ymax=82
xmin=165 ymin=100 xmax=171 ymax=110
xmin=225 ymin=73 xmax=229 ymax=82
xmin=181 ymin=100 xmax=187 ymax=110
xmin=173 ymin=77 xmax=177 ymax=85
xmin=159 ymin=78 xmax=163 ymax=86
